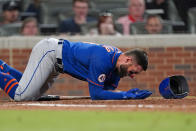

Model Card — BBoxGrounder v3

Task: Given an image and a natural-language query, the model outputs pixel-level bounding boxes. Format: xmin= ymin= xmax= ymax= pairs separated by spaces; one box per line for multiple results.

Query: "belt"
xmin=55 ymin=39 xmax=64 ymax=73
xmin=56 ymin=39 xmax=63 ymax=59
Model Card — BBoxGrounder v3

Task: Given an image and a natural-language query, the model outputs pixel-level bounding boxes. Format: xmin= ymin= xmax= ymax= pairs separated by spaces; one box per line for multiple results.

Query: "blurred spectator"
xmin=97 ymin=12 xmax=121 ymax=36
xmin=25 ymin=0 xmax=42 ymax=23
xmin=145 ymin=14 xmax=163 ymax=34
xmin=146 ymin=0 xmax=168 ymax=19
xmin=0 ymin=0 xmax=20 ymax=26
xmin=117 ymin=0 xmax=145 ymax=35
xmin=58 ymin=0 xmax=96 ymax=35
xmin=21 ymin=17 xmax=39 ymax=36
xmin=89 ymin=12 xmax=121 ymax=36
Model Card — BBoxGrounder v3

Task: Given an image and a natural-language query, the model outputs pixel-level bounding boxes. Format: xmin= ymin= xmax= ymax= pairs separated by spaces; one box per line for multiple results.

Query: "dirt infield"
xmin=1 ymin=97 xmax=196 ymax=112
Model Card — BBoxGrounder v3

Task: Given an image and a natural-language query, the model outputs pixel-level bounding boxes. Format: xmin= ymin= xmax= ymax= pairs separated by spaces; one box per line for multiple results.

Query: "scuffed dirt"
xmin=0 ymin=97 xmax=196 ymax=112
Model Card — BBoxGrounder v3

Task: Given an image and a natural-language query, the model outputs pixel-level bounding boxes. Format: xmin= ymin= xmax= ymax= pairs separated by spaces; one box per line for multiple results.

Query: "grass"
xmin=0 ymin=110 xmax=196 ymax=131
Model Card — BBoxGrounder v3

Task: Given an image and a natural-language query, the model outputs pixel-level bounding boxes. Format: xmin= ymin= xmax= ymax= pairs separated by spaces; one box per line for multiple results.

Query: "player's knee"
xmin=14 ymin=95 xmax=27 ymax=101
xmin=14 ymin=94 xmax=37 ymax=101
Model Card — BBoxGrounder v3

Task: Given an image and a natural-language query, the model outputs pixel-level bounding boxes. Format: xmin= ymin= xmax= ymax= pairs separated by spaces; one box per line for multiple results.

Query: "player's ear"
xmin=125 ymin=56 xmax=132 ymax=63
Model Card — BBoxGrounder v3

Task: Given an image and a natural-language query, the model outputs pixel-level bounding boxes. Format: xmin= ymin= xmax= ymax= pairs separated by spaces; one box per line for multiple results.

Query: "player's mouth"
xmin=128 ymin=71 xmax=138 ymax=78
xmin=129 ymin=74 xmax=134 ymax=78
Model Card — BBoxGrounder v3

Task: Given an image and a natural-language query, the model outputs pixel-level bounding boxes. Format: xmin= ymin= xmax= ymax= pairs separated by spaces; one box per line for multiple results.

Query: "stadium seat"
xmin=145 ymin=9 xmax=164 ymax=16
xmin=0 ymin=23 xmax=22 ymax=36
xmin=167 ymin=0 xmax=182 ymax=22
xmin=109 ymin=8 xmax=129 ymax=21
xmin=188 ymin=7 xmax=196 ymax=34
xmin=80 ymin=21 xmax=97 ymax=35
xmin=115 ymin=23 xmax=123 ymax=34
xmin=40 ymin=0 xmax=73 ymax=24
xmin=93 ymin=0 xmax=127 ymax=12
xmin=20 ymin=0 xmax=31 ymax=11
xmin=0 ymin=13 xmax=3 ymax=23
xmin=39 ymin=23 xmax=58 ymax=35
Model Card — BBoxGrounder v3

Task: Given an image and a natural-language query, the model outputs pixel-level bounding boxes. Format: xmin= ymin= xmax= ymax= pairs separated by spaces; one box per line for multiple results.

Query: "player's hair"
xmin=124 ymin=48 xmax=148 ymax=71
xmin=73 ymin=0 xmax=89 ymax=5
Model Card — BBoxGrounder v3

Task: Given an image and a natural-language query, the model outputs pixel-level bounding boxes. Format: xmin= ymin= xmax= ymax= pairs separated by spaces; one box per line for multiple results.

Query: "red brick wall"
xmin=0 ymin=46 xmax=196 ymax=100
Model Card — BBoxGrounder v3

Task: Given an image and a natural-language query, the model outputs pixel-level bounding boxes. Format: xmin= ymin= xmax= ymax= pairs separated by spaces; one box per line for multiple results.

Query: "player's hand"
xmin=124 ymin=88 xmax=152 ymax=99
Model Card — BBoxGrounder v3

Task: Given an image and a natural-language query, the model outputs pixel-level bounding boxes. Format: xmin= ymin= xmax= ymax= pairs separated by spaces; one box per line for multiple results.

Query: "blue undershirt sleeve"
xmin=88 ymin=83 xmax=127 ymax=100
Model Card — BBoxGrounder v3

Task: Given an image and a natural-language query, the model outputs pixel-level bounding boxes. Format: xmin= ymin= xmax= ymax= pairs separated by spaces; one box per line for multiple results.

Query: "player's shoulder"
xmin=90 ymin=44 xmax=112 ymax=55
xmin=91 ymin=44 xmax=121 ymax=56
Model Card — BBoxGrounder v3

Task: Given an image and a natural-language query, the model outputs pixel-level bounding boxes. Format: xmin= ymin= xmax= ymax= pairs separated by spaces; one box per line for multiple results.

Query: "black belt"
xmin=55 ymin=39 xmax=64 ymax=73
xmin=57 ymin=58 xmax=62 ymax=65
xmin=58 ymin=39 xmax=64 ymax=45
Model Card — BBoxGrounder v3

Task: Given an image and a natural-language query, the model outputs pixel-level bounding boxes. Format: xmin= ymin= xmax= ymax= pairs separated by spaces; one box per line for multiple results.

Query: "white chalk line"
xmin=2 ymin=103 xmax=196 ymax=109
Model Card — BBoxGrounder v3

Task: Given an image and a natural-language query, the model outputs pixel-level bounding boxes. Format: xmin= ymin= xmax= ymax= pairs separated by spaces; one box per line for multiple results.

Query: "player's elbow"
xmin=89 ymin=88 xmax=103 ymax=100
xmin=90 ymin=95 xmax=97 ymax=100
xmin=88 ymin=83 xmax=105 ymax=100
xmin=90 ymin=92 xmax=102 ymax=100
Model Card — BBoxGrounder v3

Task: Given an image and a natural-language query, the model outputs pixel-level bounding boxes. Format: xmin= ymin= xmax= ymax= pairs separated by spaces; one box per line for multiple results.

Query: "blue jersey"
xmin=61 ymin=40 xmax=127 ymax=100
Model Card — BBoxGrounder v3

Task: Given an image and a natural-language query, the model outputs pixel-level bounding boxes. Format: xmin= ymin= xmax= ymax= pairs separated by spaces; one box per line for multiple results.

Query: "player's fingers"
xmin=127 ymin=88 xmax=140 ymax=93
xmin=136 ymin=90 xmax=152 ymax=99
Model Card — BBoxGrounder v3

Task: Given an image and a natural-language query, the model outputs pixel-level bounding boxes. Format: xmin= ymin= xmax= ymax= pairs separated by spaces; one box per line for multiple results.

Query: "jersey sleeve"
xmin=103 ymin=75 xmax=120 ymax=90
xmin=87 ymin=47 xmax=110 ymax=88
xmin=88 ymin=82 xmax=127 ymax=100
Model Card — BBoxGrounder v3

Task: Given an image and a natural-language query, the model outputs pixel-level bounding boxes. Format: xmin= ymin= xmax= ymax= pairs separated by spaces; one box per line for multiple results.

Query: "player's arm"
xmin=88 ymin=83 xmax=151 ymax=100
xmin=88 ymin=69 xmax=152 ymax=100
xmin=87 ymin=49 xmax=151 ymax=100
xmin=109 ymin=89 xmax=122 ymax=92
xmin=88 ymin=82 xmax=126 ymax=100
xmin=89 ymin=83 xmax=126 ymax=100
xmin=87 ymin=48 xmax=128 ymax=100
xmin=87 ymin=48 xmax=151 ymax=100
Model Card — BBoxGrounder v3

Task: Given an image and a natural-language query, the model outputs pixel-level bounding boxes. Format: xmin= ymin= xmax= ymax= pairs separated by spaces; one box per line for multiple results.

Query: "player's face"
xmin=117 ymin=62 xmax=143 ymax=78
xmin=127 ymin=63 xmax=143 ymax=78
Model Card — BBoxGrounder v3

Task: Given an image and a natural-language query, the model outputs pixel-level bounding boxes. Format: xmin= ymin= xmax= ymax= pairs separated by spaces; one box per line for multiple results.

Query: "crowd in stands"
xmin=0 ymin=0 xmax=196 ymax=36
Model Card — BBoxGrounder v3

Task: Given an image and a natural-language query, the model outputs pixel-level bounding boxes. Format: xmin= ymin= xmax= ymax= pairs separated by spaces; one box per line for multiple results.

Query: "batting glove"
xmin=124 ymin=88 xmax=152 ymax=99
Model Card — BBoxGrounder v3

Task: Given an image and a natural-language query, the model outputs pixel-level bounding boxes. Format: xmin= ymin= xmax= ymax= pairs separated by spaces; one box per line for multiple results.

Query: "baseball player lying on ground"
xmin=0 ymin=38 xmax=152 ymax=101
